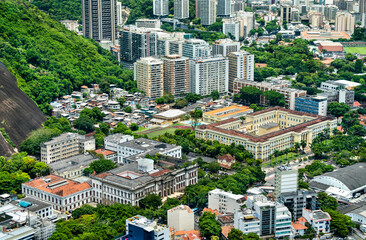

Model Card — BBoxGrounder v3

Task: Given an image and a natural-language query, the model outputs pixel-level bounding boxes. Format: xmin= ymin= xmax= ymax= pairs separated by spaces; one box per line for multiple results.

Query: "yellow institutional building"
xmin=202 ymin=105 xmax=253 ymax=123
xmin=196 ymin=107 xmax=337 ymax=160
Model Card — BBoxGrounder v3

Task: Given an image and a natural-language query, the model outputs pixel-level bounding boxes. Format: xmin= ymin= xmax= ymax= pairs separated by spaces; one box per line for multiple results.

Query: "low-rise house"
xmin=302 ymin=209 xmax=331 ymax=234
xmin=217 ymin=155 xmax=236 ymax=169
xmin=95 ymin=149 xmax=117 ymax=161
xmin=291 ymin=217 xmax=308 ymax=236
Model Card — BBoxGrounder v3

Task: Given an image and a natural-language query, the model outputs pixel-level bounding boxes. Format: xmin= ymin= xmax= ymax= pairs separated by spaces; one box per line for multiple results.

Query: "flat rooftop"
xmin=48 ymin=154 xmax=97 ymax=173
xmin=204 ymin=105 xmax=252 ymax=118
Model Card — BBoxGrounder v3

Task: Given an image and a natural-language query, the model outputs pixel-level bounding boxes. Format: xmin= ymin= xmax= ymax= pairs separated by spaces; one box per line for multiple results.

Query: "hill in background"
xmin=0 ymin=0 xmax=135 ymax=115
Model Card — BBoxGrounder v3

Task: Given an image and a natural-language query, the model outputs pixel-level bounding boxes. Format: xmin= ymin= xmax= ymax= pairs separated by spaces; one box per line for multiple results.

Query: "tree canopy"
xmin=0 ymin=0 xmax=135 ymax=114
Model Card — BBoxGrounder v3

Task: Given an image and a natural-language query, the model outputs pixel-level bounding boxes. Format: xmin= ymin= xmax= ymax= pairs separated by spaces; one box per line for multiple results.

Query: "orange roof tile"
xmin=203 ymin=208 xmax=222 ymax=216
xmin=297 ymin=217 xmax=307 ymax=223
xmin=292 ymin=222 xmax=308 ymax=230
xmin=23 ymin=175 xmax=91 ymax=197
xmin=95 ymin=149 xmax=116 ymax=156
xmin=221 ymin=225 xmax=234 ymax=238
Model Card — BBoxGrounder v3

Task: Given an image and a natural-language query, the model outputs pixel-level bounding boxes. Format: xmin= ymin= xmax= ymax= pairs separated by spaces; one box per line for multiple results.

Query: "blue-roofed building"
xmin=295 ymin=95 xmax=328 ymax=117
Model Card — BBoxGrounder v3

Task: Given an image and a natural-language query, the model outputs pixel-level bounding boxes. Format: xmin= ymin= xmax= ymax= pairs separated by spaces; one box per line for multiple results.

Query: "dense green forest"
xmin=0 ymin=0 xmax=135 ymax=115
xmin=32 ymin=0 xmax=82 ymax=21
xmin=0 ymin=152 xmax=50 ymax=194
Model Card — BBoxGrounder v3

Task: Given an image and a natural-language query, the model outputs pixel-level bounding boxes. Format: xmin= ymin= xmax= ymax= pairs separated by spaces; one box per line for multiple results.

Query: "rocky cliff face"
xmin=0 ymin=62 xmax=46 ymax=156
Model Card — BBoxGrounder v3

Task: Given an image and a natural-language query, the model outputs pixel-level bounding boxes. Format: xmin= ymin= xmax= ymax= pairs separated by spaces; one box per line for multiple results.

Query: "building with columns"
xmin=91 ymin=158 xmax=198 ymax=206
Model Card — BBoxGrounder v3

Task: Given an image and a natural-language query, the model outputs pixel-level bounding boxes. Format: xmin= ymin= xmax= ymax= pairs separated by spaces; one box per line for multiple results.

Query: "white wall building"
xmin=182 ymin=39 xmax=211 ymax=59
xmin=234 ymin=209 xmax=261 ymax=235
xmin=153 ymin=0 xmax=169 ymax=16
xmin=302 ymin=209 xmax=331 ymax=234
xmin=189 ymin=56 xmax=229 ymax=96
xmin=274 ymin=165 xmax=298 ymax=200
xmin=167 ymin=205 xmax=194 ymax=231
xmin=104 ymin=133 xmax=134 ymax=153
xmin=116 ymin=138 xmax=182 ymax=164
xmin=223 ymin=21 xmax=240 ymax=41
xmin=208 ymin=189 xmax=244 ymax=214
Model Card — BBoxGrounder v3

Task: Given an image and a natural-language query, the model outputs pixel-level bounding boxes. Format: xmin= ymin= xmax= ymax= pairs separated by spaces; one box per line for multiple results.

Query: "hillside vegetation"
xmin=32 ymin=0 xmax=81 ymax=21
xmin=0 ymin=0 xmax=135 ymax=115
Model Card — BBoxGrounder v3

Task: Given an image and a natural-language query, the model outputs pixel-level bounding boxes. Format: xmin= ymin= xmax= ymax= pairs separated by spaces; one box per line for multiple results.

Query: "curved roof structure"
xmin=317 ymin=163 xmax=366 ymax=191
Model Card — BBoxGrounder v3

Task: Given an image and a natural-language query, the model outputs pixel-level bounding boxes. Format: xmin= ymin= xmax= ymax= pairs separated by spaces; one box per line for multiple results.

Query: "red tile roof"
xmin=292 ymin=222 xmax=308 ymax=230
xmin=95 ymin=172 xmax=112 ymax=179
xmin=203 ymin=208 xmax=222 ymax=216
xmin=297 ymin=217 xmax=307 ymax=223
xmin=218 ymin=155 xmax=235 ymax=162
xmin=149 ymin=169 xmax=172 ymax=177
xmin=23 ymin=175 xmax=91 ymax=197
xmin=95 ymin=149 xmax=116 ymax=156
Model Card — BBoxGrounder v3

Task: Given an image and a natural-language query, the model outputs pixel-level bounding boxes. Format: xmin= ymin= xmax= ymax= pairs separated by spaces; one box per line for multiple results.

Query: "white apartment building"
xmin=234 ymin=209 xmax=261 ymax=235
xmin=40 ymin=132 xmax=95 ymax=164
xmin=223 ymin=21 xmax=240 ymax=41
xmin=174 ymin=0 xmax=189 ymax=19
xmin=182 ymin=39 xmax=211 ymax=59
xmin=153 ymin=0 xmax=169 ymax=16
xmin=136 ymin=19 xmax=162 ymax=28
xmin=116 ymin=138 xmax=182 ymax=164
xmin=335 ymin=11 xmax=355 ymax=33
xmin=274 ymin=165 xmax=298 ymax=200
xmin=189 ymin=56 xmax=229 ymax=96
xmin=126 ymin=215 xmax=170 ymax=240
xmin=134 ymin=57 xmax=164 ymax=99
xmin=302 ymin=209 xmax=331 ymax=234
xmin=246 ymin=195 xmax=292 ymax=238
xmin=22 ymin=175 xmax=92 ymax=211
xmin=228 ymin=51 xmax=254 ymax=91
xmin=212 ymin=39 xmax=240 ymax=57
xmin=208 ymin=189 xmax=244 ymax=214
xmin=104 ymin=133 xmax=134 ymax=153
xmin=167 ymin=205 xmax=194 ymax=231
xmin=235 ymin=11 xmax=255 ymax=38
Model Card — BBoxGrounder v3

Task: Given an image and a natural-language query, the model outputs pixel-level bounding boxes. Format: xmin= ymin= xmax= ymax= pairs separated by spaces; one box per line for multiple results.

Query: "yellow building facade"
xmin=196 ymin=107 xmax=337 ymax=160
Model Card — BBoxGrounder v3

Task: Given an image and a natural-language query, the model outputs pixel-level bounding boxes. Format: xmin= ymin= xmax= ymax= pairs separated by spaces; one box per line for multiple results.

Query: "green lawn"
xmin=145 ymin=127 xmax=177 ymax=138
xmin=262 ymin=152 xmax=306 ymax=167
xmin=344 ymin=47 xmax=366 ymax=54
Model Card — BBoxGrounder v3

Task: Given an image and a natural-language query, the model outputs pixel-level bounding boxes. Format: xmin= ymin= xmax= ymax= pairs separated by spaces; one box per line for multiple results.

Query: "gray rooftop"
xmin=121 ymin=138 xmax=179 ymax=151
xmin=313 ymin=211 xmax=331 ymax=221
xmin=260 ymin=122 xmax=279 ymax=129
xmin=11 ymin=197 xmax=52 ymax=212
xmin=43 ymin=132 xmax=80 ymax=145
xmin=104 ymin=133 xmax=132 ymax=144
xmin=320 ymin=163 xmax=366 ymax=191
xmin=49 ymin=154 xmax=97 ymax=173
xmin=93 ymin=162 xmax=157 ymax=189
